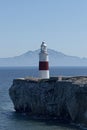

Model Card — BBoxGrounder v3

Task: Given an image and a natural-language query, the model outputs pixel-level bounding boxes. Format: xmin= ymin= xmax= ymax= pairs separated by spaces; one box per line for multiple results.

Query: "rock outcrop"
xmin=9 ymin=76 xmax=87 ymax=125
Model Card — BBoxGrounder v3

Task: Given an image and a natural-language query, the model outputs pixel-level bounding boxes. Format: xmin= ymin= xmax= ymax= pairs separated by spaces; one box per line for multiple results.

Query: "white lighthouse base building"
xmin=39 ymin=70 xmax=49 ymax=79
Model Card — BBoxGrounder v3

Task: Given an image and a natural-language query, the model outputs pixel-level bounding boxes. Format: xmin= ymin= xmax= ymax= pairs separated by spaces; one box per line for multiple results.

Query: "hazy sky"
xmin=0 ymin=0 xmax=87 ymax=58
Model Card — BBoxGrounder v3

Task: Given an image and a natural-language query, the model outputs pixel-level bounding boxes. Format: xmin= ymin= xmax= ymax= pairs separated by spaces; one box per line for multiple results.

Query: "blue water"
xmin=0 ymin=66 xmax=87 ymax=130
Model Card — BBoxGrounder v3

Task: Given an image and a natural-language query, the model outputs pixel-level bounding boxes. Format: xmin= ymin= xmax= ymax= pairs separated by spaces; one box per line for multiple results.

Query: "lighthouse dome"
xmin=42 ymin=42 xmax=47 ymax=46
xmin=41 ymin=42 xmax=47 ymax=52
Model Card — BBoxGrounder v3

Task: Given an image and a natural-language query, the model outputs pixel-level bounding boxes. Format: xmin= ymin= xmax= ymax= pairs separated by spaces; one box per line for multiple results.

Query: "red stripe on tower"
xmin=39 ymin=61 xmax=49 ymax=70
xmin=39 ymin=42 xmax=49 ymax=79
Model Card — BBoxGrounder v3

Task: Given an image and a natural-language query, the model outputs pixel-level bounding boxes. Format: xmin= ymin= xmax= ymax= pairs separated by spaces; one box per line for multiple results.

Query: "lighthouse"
xmin=39 ymin=42 xmax=49 ymax=79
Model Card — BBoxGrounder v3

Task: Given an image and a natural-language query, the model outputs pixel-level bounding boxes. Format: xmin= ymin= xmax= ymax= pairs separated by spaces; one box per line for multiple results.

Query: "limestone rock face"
xmin=9 ymin=77 xmax=87 ymax=125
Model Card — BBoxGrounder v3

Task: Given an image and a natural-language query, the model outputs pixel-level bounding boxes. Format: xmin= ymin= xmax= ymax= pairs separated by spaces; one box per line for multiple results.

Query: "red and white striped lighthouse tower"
xmin=39 ymin=42 xmax=49 ymax=79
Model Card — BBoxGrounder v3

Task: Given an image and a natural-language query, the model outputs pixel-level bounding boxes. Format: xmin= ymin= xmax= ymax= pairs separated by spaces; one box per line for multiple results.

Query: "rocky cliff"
xmin=9 ymin=76 xmax=87 ymax=125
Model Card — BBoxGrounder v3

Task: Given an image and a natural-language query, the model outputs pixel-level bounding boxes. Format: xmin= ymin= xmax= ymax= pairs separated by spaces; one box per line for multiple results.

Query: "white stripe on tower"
xmin=39 ymin=42 xmax=49 ymax=79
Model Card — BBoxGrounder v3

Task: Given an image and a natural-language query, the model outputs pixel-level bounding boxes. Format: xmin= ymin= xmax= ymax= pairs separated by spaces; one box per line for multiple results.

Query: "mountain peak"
xmin=0 ymin=49 xmax=87 ymax=66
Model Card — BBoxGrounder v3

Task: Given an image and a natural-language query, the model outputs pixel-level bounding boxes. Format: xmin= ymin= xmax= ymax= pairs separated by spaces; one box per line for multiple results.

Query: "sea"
xmin=0 ymin=66 xmax=87 ymax=130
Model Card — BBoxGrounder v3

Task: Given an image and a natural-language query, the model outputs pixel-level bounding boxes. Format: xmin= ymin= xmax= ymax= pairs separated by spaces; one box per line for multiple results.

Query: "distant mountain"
xmin=0 ymin=49 xmax=87 ymax=66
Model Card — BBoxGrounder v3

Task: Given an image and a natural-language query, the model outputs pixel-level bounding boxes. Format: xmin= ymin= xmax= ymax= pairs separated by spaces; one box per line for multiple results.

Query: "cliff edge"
xmin=9 ymin=76 xmax=87 ymax=125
